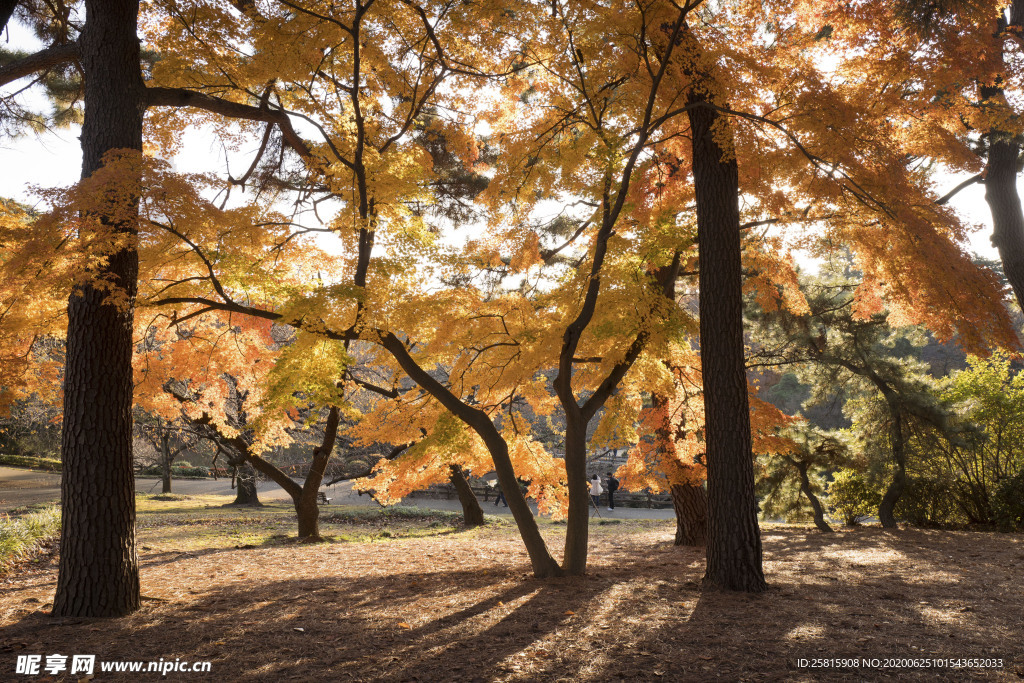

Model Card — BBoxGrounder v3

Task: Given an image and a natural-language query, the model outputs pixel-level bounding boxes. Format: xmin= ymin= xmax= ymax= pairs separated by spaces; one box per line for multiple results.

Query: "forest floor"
xmin=1 ymin=494 xmax=1022 ymax=682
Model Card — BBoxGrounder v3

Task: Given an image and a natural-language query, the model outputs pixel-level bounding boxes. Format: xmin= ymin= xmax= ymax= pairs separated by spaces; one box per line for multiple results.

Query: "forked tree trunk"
xmin=793 ymin=459 xmax=832 ymax=533
xmin=231 ymin=463 xmax=262 ymax=506
xmin=687 ymin=46 xmax=766 ymax=592
xmin=671 ymin=483 xmax=708 ymax=546
xmin=449 ymin=465 xmax=484 ymax=527
xmin=54 ymin=0 xmax=143 ymax=618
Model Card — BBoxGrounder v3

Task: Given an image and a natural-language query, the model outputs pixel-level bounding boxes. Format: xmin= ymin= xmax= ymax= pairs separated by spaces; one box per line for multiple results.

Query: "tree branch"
xmin=0 ymin=41 xmax=79 ymax=88
xmin=144 ymin=86 xmax=312 ymax=158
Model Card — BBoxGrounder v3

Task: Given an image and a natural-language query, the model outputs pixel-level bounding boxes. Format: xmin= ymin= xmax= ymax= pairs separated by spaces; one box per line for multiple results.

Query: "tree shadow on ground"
xmin=1 ymin=527 xmax=1020 ymax=682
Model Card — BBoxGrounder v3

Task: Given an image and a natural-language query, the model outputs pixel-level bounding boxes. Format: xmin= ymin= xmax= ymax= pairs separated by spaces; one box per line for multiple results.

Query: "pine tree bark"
xmin=687 ymin=60 xmax=767 ymax=592
xmin=982 ymin=0 xmax=1024 ymax=312
xmin=53 ymin=0 xmax=143 ymax=618
xmin=671 ymin=483 xmax=708 ymax=546
xmin=449 ymin=465 xmax=485 ymax=527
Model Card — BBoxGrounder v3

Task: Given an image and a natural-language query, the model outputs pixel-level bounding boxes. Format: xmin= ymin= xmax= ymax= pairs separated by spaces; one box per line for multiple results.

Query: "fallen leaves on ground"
xmin=1 ymin=521 xmax=1022 ymax=682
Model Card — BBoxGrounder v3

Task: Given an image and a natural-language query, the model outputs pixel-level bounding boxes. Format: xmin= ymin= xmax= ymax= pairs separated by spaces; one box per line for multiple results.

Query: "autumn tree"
xmin=0 ymin=0 xmax=377 ymax=615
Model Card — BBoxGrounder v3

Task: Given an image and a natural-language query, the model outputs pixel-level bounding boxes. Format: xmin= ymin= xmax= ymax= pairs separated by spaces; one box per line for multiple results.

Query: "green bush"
xmin=826 ymin=469 xmax=880 ymax=525
xmin=0 ymin=505 xmax=60 ymax=573
xmin=0 ymin=453 xmax=62 ymax=471
xmin=894 ymin=477 xmax=964 ymax=528
xmin=138 ymin=463 xmax=210 ymax=477
xmin=993 ymin=471 xmax=1024 ymax=531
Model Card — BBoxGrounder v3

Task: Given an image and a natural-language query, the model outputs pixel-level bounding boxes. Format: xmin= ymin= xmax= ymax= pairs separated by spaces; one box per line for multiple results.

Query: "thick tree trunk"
xmin=671 ymin=484 xmax=708 ymax=546
xmin=982 ymin=0 xmax=1024 ymax=312
xmin=878 ymin=406 xmax=906 ymax=528
xmin=53 ymin=0 xmax=143 ymax=618
xmin=687 ymin=67 xmax=767 ymax=592
xmin=295 ymin=496 xmax=320 ymax=538
xmin=449 ymin=465 xmax=484 ymax=527
xmin=794 ymin=460 xmax=832 ymax=533
xmin=231 ymin=463 xmax=262 ymax=506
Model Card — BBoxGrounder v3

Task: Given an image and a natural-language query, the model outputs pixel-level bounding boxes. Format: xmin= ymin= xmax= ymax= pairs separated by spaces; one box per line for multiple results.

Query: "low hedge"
xmin=0 ymin=453 xmax=62 ymax=472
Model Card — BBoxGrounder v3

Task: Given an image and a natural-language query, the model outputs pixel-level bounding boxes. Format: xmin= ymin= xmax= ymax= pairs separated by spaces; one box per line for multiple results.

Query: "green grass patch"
xmin=0 ymin=453 xmax=62 ymax=472
xmin=0 ymin=504 xmax=60 ymax=573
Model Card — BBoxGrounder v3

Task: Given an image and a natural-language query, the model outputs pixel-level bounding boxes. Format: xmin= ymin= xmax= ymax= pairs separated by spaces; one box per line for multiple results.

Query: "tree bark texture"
xmin=560 ymin=414 xmax=590 ymax=575
xmin=983 ymin=0 xmax=1024 ymax=312
xmin=449 ymin=465 xmax=485 ymax=527
xmin=54 ymin=0 xmax=144 ymax=618
xmin=671 ymin=483 xmax=708 ymax=546
xmin=687 ymin=79 xmax=767 ymax=592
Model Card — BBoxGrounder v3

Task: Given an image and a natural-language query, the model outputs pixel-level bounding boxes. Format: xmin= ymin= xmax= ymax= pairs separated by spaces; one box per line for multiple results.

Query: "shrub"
xmin=993 ymin=471 xmax=1024 ymax=531
xmin=0 ymin=453 xmax=62 ymax=471
xmin=894 ymin=477 xmax=964 ymax=528
xmin=826 ymin=469 xmax=880 ymax=525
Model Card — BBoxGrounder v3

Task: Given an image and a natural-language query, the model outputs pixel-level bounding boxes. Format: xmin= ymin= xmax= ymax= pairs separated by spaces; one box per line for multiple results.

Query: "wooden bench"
xmin=316 ymin=491 xmax=332 ymax=505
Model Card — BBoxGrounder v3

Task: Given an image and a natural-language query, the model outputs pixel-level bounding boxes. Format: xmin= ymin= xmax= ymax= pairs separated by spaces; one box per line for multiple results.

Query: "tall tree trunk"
xmin=982 ymin=0 xmax=1024 ymax=312
xmin=449 ymin=465 xmax=484 ymax=527
xmin=53 ymin=0 xmax=143 ymax=618
xmin=671 ymin=484 xmax=708 ymax=546
xmin=793 ymin=459 xmax=832 ymax=532
xmin=878 ymin=404 xmax=906 ymax=528
xmin=231 ymin=463 xmax=262 ymax=506
xmin=687 ymin=57 xmax=766 ymax=592
xmin=160 ymin=424 xmax=172 ymax=494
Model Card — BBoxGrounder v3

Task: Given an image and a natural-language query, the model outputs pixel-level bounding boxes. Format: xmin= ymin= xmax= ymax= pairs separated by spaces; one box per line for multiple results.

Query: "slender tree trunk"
xmin=381 ymin=334 xmax=562 ymax=577
xmin=687 ymin=59 xmax=766 ymax=592
xmin=561 ymin=414 xmax=591 ymax=575
xmin=231 ymin=463 xmax=262 ymax=506
xmin=54 ymin=0 xmax=143 ymax=618
xmin=671 ymin=484 xmax=708 ymax=546
xmin=160 ymin=426 xmax=172 ymax=494
xmin=449 ymin=465 xmax=484 ymax=527
xmin=878 ymin=405 xmax=906 ymax=528
xmin=793 ymin=460 xmax=832 ymax=532
xmin=294 ymin=406 xmax=341 ymax=540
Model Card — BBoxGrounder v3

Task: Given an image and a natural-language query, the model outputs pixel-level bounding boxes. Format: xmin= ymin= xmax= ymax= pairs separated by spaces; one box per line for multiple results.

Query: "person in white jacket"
xmin=590 ymin=475 xmax=603 ymax=509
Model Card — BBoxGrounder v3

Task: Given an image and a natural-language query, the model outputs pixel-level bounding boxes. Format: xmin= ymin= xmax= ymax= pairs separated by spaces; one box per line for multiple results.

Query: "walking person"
xmin=590 ymin=475 xmax=603 ymax=509
xmin=605 ymin=471 xmax=619 ymax=511
xmin=493 ymin=480 xmax=507 ymax=507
